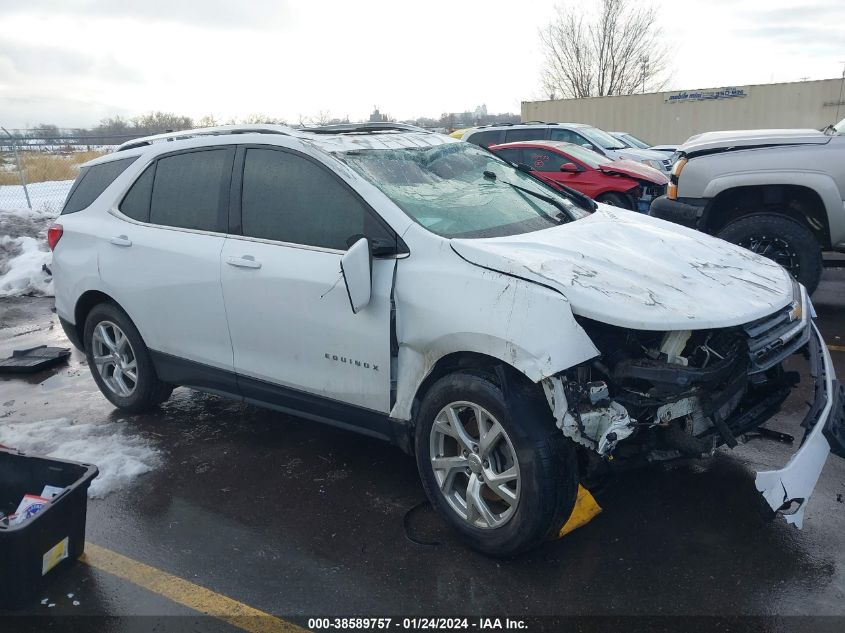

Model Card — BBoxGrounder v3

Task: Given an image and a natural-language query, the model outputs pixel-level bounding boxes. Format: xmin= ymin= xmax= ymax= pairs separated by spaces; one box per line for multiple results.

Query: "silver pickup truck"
xmin=650 ymin=119 xmax=845 ymax=292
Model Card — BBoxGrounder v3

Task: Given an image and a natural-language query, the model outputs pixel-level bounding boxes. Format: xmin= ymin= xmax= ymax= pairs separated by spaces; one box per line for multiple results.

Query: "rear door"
xmin=220 ymin=145 xmax=397 ymax=419
xmin=97 ymin=147 xmax=236 ymax=381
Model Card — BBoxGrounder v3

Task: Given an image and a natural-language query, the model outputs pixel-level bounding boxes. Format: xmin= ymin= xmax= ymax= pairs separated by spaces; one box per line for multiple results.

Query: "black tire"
xmin=414 ymin=371 xmax=579 ymax=557
xmin=596 ymin=192 xmax=633 ymax=210
xmin=83 ymin=303 xmax=173 ymax=413
xmin=716 ymin=213 xmax=823 ymax=293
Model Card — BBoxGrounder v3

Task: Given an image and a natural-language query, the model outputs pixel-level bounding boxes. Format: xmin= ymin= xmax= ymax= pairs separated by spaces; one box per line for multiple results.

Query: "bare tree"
xmin=540 ymin=0 xmax=672 ymax=99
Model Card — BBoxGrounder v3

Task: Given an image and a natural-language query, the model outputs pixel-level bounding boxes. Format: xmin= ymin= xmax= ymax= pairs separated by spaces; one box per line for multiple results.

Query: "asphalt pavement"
xmin=0 ymin=269 xmax=843 ymax=630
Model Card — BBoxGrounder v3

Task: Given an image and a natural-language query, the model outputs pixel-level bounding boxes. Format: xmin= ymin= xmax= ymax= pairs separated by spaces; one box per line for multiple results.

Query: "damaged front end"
xmin=543 ymin=282 xmax=845 ymax=526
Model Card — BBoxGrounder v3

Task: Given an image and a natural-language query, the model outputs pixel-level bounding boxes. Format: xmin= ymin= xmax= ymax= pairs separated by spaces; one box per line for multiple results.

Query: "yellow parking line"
xmin=80 ymin=543 xmax=306 ymax=633
xmin=829 ymin=344 xmax=845 ymax=353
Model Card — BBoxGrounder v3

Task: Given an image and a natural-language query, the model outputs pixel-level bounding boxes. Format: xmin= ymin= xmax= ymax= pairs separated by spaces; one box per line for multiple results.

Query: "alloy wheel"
xmin=429 ymin=401 xmax=520 ymax=529
xmin=91 ymin=320 xmax=138 ymax=397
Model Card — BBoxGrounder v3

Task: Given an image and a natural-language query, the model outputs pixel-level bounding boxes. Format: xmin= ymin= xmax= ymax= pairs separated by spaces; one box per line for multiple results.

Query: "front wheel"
xmin=596 ymin=192 xmax=633 ymax=210
xmin=716 ymin=213 xmax=823 ymax=293
xmin=415 ymin=371 xmax=578 ymax=556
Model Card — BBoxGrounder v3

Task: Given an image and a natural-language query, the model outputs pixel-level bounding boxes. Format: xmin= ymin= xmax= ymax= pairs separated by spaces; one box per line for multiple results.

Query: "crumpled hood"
xmin=451 ymin=207 xmax=793 ymax=330
xmin=598 ymin=159 xmax=668 ymax=184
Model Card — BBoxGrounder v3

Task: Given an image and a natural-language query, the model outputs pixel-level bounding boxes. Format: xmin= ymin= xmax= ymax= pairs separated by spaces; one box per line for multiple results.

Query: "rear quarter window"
xmin=61 ymin=157 xmax=137 ymax=215
xmin=465 ymin=130 xmax=503 ymax=148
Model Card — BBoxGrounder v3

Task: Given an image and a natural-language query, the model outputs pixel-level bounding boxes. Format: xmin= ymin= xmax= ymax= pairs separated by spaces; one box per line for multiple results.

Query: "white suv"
xmin=51 ymin=124 xmax=843 ymax=555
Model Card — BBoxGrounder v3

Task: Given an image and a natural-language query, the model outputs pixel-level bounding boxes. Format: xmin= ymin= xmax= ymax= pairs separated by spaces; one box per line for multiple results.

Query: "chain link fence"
xmin=0 ymin=129 xmax=126 ymax=215
xmin=0 ymin=128 xmax=127 ymax=295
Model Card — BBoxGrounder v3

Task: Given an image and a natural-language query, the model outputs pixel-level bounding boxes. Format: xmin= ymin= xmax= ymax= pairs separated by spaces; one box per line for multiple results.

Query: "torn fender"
xmin=755 ymin=323 xmax=842 ymax=528
xmin=389 ymin=251 xmax=599 ymax=421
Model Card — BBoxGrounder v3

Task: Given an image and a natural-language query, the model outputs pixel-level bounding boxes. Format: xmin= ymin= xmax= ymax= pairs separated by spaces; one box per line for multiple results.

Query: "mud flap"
xmin=558 ymin=485 xmax=602 ymax=537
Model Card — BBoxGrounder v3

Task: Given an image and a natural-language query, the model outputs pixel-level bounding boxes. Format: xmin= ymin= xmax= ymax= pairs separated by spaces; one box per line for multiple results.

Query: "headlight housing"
xmin=667 ymin=157 xmax=688 ymax=200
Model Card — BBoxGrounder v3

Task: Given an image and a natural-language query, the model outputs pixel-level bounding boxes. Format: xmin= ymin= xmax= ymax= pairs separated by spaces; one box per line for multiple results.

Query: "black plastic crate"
xmin=0 ymin=448 xmax=98 ymax=609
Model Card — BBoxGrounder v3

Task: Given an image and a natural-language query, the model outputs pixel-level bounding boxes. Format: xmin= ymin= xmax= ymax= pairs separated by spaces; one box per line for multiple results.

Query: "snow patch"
xmin=0 ymin=418 xmax=161 ymax=498
xmin=0 ymin=235 xmax=53 ymax=297
xmin=0 ymin=180 xmax=72 ymax=297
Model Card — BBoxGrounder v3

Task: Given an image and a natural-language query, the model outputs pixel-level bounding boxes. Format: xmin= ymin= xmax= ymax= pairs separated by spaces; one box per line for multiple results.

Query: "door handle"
xmin=109 ymin=235 xmax=132 ymax=247
xmin=226 ymin=255 xmax=261 ymax=269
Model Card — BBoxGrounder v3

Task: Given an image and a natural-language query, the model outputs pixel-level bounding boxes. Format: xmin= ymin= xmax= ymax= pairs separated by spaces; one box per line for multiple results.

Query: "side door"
xmin=220 ymin=145 xmax=398 ymax=424
xmin=522 ymin=147 xmax=595 ymax=194
xmin=98 ymin=147 xmax=236 ymax=386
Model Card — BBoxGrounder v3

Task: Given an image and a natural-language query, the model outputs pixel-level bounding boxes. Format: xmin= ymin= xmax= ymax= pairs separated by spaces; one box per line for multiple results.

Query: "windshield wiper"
xmin=483 ymin=170 xmax=570 ymax=223
xmin=513 ymin=164 xmax=597 ymax=211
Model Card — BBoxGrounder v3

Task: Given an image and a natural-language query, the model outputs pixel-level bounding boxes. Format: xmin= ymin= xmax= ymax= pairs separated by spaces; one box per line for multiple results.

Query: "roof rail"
xmin=116 ymin=124 xmax=292 ymax=151
xmin=299 ymin=122 xmax=431 ymax=135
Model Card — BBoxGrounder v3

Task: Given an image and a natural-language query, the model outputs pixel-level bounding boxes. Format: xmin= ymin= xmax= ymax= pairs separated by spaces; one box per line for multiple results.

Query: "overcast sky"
xmin=0 ymin=0 xmax=843 ymax=128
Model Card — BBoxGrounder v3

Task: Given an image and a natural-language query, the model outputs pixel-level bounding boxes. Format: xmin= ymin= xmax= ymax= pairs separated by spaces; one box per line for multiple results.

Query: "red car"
xmin=489 ymin=141 xmax=669 ymax=212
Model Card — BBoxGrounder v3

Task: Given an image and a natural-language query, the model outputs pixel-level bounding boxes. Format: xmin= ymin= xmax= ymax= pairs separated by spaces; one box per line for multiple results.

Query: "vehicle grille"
xmin=743 ymin=302 xmax=810 ymax=372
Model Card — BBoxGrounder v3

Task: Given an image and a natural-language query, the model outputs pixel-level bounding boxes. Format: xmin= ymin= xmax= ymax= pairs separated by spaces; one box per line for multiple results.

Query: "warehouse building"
xmin=521 ymin=77 xmax=845 ymax=145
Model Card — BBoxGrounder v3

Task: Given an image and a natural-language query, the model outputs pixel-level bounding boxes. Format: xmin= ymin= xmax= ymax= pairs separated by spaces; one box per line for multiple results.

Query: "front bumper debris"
xmin=755 ymin=323 xmax=845 ymax=528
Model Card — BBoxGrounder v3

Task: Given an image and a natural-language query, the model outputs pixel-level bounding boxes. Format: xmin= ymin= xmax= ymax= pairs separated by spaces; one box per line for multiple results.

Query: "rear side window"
xmin=149 ymin=149 xmax=233 ymax=232
xmin=465 ymin=130 xmax=502 ymax=148
xmin=61 ymin=157 xmax=137 ymax=215
xmin=119 ymin=164 xmax=155 ymax=222
xmin=493 ymin=148 xmax=525 ymax=165
xmin=524 ymin=149 xmax=568 ymax=172
xmin=504 ymin=128 xmax=547 ymax=142
xmin=240 ymin=148 xmax=389 ymax=250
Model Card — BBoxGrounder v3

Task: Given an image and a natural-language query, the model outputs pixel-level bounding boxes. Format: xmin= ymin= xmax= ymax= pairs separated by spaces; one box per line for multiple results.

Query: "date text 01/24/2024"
xmin=307 ymin=618 xmax=528 ymax=630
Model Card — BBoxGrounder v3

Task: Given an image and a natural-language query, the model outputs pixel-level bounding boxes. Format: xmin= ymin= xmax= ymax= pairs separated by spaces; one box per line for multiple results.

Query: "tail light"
xmin=47 ymin=224 xmax=63 ymax=251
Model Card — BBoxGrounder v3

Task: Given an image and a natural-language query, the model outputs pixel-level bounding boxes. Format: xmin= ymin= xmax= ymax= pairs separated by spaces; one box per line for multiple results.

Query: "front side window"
xmin=621 ymin=133 xmax=651 ymax=149
xmin=553 ymin=144 xmax=613 ymax=168
xmin=149 ymin=148 xmax=233 ymax=232
xmin=61 ymin=157 xmax=137 ymax=215
xmin=240 ymin=148 xmax=388 ymax=250
xmin=344 ymin=142 xmax=589 ymax=239
xmin=549 ymin=129 xmax=587 ymax=145
xmin=579 ymin=127 xmax=627 ymax=150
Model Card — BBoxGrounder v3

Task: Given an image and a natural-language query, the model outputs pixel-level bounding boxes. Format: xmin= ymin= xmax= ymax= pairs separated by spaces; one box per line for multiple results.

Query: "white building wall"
xmin=521 ymin=78 xmax=845 ymax=145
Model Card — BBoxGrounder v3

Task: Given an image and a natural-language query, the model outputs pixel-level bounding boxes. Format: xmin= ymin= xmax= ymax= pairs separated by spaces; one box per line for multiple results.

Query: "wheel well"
xmin=704 ymin=185 xmax=831 ymax=249
xmin=73 ymin=290 xmax=119 ymax=350
xmin=410 ymin=352 xmax=539 ymax=425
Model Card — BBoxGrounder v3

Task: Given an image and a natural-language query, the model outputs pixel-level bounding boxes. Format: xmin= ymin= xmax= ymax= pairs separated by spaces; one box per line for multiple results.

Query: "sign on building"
xmin=665 ymin=87 xmax=748 ymax=104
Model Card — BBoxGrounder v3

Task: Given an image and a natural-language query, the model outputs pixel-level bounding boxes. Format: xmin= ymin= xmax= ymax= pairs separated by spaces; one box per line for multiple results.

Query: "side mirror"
xmin=340 ymin=237 xmax=372 ymax=314
xmin=560 ymin=162 xmax=579 ymax=172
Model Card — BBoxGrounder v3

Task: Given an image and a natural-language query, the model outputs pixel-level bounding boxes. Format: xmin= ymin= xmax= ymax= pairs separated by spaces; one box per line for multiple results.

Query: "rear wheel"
xmin=83 ymin=303 xmax=172 ymax=413
xmin=415 ymin=371 xmax=578 ymax=556
xmin=716 ymin=213 xmax=823 ymax=293
xmin=596 ymin=192 xmax=633 ymax=210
